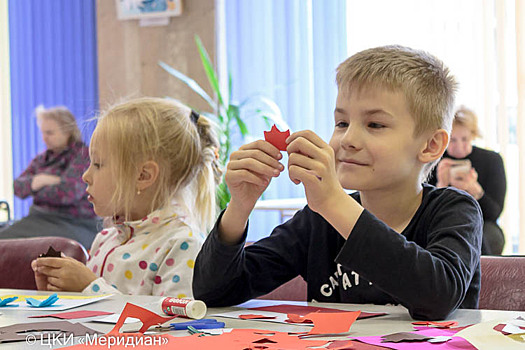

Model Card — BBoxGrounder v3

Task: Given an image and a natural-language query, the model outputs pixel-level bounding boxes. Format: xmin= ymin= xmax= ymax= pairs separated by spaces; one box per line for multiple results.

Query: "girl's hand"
xmin=286 ymin=130 xmax=345 ymax=214
xmin=225 ymin=140 xmax=284 ymax=212
xmin=435 ymin=158 xmax=455 ymax=187
xmin=32 ymin=257 xmax=97 ymax=292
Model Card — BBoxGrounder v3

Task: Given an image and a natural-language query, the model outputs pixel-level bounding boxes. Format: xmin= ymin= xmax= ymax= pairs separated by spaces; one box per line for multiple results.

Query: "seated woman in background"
xmin=0 ymin=106 xmax=99 ymax=248
xmin=428 ymin=106 xmax=506 ymax=255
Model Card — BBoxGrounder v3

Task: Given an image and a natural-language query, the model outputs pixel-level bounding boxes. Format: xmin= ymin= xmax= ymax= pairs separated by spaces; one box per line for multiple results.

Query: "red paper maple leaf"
xmin=264 ymin=124 xmax=290 ymax=151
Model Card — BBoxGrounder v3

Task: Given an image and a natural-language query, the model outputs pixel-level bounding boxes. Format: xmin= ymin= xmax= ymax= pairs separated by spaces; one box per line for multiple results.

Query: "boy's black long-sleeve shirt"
xmin=193 ymin=184 xmax=482 ymax=320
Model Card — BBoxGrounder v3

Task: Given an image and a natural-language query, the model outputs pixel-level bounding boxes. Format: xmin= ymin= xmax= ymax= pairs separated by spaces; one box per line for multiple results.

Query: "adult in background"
xmin=428 ymin=106 xmax=506 ymax=255
xmin=0 ymin=106 xmax=99 ymax=248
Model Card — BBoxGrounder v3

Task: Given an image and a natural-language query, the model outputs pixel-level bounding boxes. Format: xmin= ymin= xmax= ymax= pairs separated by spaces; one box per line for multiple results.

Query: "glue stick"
xmin=160 ymin=297 xmax=206 ymax=319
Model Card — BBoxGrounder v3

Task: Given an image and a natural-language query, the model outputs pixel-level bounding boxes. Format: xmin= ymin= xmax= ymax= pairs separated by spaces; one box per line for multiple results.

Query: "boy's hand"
xmin=219 ymin=140 xmax=284 ymax=244
xmin=286 ymin=130 xmax=344 ymax=213
xmin=436 ymin=158 xmax=455 ymax=187
xmin=32 ymin=257 xmax=97 ymax=292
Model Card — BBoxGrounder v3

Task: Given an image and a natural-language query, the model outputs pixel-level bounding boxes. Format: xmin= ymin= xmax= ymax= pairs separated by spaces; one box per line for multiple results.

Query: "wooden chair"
xmin=479 ymin=255 xmax=525 ymax=311
xmin=0 ymin=236 xmax=88 ymax=290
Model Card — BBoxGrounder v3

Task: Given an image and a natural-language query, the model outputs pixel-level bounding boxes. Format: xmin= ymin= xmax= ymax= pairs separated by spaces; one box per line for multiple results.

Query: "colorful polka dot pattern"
xmin=85 ymin=206 xmax=203 ymax=297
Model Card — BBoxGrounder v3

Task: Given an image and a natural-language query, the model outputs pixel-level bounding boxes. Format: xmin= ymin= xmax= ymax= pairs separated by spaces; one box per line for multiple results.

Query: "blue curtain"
xmin=224 ymin=0 xmax=347 ymax=240
xmin=8 ymin=0 xmax=99 ymax=219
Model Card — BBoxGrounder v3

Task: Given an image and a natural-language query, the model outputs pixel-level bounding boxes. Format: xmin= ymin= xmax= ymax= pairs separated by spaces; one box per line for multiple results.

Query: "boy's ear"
xmin=136 ymin=160 xmax=160 ymax=191
xmin=418 ymin=129 xmax=449 ymax=164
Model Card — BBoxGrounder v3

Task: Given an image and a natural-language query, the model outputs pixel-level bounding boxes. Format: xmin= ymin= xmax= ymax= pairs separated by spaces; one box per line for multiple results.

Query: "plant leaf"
xmin=158 ymin=61 xmax=215 ymax=109
xmin=195 ymin=35 xmax=226 ymax=110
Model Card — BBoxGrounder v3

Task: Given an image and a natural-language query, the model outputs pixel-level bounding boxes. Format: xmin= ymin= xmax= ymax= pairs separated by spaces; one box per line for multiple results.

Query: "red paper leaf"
xmin=239 ymin=314 xmax=277 ymax=320
xmin=264 ymin=125 xmax=290 ymax=151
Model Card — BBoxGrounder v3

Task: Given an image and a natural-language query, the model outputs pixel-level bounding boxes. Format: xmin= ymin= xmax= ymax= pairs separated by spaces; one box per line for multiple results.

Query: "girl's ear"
xmin=136 ymin=160 xmax=160 ymax=191
xmin=418 ymin=129 xmax=449 ymax=164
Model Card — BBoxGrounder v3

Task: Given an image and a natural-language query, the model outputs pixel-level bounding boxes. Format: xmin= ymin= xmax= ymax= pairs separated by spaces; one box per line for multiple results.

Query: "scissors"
xmin=154 ymin=318 xmax=225 ymax=331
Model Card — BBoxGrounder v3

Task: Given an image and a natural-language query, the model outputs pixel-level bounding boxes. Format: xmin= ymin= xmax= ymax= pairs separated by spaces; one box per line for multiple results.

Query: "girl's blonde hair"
xmin=94 ymin=97 xmax=222 ymax=232
xmin=36 ymin=105 xmax=82 ymax=144
xmin=453 ymin=106 xmax=482 ymax=139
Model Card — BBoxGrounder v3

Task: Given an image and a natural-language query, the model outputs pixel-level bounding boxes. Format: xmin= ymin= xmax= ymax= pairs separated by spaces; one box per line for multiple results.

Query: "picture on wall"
xmin=116 ymin=0 xmax=183 ymax=20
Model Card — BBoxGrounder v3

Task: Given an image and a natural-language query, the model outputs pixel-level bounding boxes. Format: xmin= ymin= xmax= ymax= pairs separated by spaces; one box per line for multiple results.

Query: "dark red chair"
xmin=0 ymin=236 xmax=88 ymax=290
xmin=479 ymin=255 xmax=525 ymax=311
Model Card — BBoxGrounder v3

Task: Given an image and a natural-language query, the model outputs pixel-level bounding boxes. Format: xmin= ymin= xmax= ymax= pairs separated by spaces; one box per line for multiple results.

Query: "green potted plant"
xmin=159 ymin=35 xmax=289 ymax=210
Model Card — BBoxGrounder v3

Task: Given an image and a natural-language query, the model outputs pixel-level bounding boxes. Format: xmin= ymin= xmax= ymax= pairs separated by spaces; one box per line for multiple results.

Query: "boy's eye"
xmin=368 ymin=122 xmax=385 ymax=129
xmin=335 ymin=121 xmax=349 ymax=128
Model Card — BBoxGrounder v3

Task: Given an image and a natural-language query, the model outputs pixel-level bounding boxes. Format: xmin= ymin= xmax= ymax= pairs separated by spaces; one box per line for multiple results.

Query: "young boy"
xmin=193 ymin=46 xmax=482 ymax=320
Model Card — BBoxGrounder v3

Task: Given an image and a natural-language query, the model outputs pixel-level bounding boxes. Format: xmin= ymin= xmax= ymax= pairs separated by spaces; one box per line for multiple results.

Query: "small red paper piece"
xmin=307 ymin=311 xmax=360 ymax=335
xmin=286 ymin=313 xmax=312 ymax=324
xmin=412 ymin=320 xmax=459 ymax=328
xmin=29 ymin=310 xmax=113 ymax=320
xmin=108 ymin=303 xmax=177 ymax=334
xmin=252 ymin=304 xmax=386 ymax=320
xmin=264 ymin=124 xmax=290 ymax=151
xmin=239 ymin=314 xmax=277 ymax=320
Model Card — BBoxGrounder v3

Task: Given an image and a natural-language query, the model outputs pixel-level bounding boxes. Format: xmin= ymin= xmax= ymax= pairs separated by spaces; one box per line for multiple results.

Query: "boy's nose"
xmin=341 ymin=126 xmax=362 ymax=150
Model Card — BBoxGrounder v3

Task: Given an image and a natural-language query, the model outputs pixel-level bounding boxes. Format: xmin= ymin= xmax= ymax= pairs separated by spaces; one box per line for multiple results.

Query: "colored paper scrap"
xmin=0 ymin=320 xmax=100 ymax=343
xmin=26 ymin=293 xmax=59 ymax=307
xmin=264 ymin=124 xmax=290 ymax=151
xmin=307 ymin=311 xmax=360 ymax=335
xmin=455 ymin=319 xmax=525 ymax=350
xmin=381 ymin=332 xmax=432 ymax=343
xmin=39 ymin=246 xmax=62 ymax=258
xmin=109 ymin=303 xmax=177 ymax=334
xmin=353 ymin=335 xmax=476 ymax=350
xmin=250 ymin=303 xmax=387 ymax=320
xmin=0 ymin=296 xmax=18 ymax=307
xmin=0 ymin=293 xmax=112 ymax=311
xmin=412 ymin=320 xmax=459 ymax=328
xmin=239 ymin=314 xmax=277 ymax=320
xmin=29 ymin=310 xmax=113 ymax=320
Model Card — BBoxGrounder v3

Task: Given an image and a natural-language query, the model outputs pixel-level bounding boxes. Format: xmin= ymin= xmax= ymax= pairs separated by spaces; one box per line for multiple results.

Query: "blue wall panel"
xmin=8 ymin=0 xmax=98 ymax=218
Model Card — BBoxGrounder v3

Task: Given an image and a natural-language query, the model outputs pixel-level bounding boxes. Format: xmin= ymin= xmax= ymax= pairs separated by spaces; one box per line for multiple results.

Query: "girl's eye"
xmin=335 ymin=121 xmax=349 ymax=128
xmin=368 ymin=122 xmax=385 ymax=129
xmin=93 ymin=163 xmax=101 ymax=169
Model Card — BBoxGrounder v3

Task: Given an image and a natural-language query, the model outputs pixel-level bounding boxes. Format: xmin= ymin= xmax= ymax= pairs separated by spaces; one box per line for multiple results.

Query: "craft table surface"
xmin=0 ymin=289 xmax=523 ymax=349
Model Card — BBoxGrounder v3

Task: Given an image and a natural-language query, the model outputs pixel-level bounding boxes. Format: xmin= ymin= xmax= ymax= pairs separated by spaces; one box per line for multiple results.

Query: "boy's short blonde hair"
xmin=336 ymin=45 xmax=457 ymax=178
xmin=93 ymin=97 xmax=221 ymax=231
xmin=453 ymin=106 xmax=482 ymax=139
xmin=336 ymin=45 xmax=457 ymax=136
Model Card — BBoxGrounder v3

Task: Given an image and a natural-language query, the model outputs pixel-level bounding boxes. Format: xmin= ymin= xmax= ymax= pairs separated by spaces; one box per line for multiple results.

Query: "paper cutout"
xmin=91 ymin=314 xmax=140 ymax=324
xmin=39 ymin=246 xmax=62 ymax=258
xmin=412 ymin=320 xmax=459 ymax=328
xmin=109 ymin=303 xmax=177 ymax=334
xmin=307 ymin=311 xmax=360 ymax=335
xmin=239 ymin=314 xmax=277 ymax=320
xmin=0 ymin=321 xmax=100 ymax=343
xmin=353 ymin=335 xmax=476 ymax=350
xmin=29 ymin=310 xmax=114 ymax=320
xmin=0 ymin=293 xmax=112 ymax=311
xmin=264 ymin=125 xmax=290 ymax=151
xmin=250 ymin=303 xmax=386 ymax=320
xmin=26 ymin=293 xmax=59 ymax=307
xmin=381 ymin=332 xmax=433 ymax=343
xmin=455 ymin=319 xmax=525 ymax=350
xmin=0 ymin=296 xmax=18 ymax=307
xmin=286 ymin=313 xmax=310 ymax=323
xmin=211 ymin=309 xmax=306 ymax=327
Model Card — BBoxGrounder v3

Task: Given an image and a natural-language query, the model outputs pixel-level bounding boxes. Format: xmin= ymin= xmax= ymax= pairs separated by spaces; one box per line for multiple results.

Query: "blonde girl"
xmin=32 ymin=97 xmax=221 ymax=297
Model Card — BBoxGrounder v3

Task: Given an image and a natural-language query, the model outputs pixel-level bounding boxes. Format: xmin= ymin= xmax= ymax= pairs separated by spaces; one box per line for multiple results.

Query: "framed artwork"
xmin=116 ymin=0 xmax=183 ymax=20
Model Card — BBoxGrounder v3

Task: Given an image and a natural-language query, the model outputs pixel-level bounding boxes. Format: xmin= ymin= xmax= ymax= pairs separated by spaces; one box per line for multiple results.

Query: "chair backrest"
xmin=0 ymin=236 xmax=88 ymax=290
xmin=257 ymin=276 xmax=307 ymax=301
xmin=479 ymin=255 xmax=525 ymax=311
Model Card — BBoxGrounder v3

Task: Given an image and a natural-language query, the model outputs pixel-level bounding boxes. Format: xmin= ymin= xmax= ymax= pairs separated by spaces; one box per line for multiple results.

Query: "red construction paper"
xmin=307 ymin=311 xmax=360 ymax=335
xmin=264 ymin=124 xmax=290 ymax=151
xmin=251 ymin=303 xmax=386 ymax=319
xmin=286 ymin=313 xmax=311 ymax=323
xmin=29 ymin=310 xmax=113 ymax=320
xmin=412 ymin=320 xmax=459 ymax=328
xmin=108 ymin=303 xmax=177 ymax=334
xmin=239 ymin=314 xmax=277 ymax=320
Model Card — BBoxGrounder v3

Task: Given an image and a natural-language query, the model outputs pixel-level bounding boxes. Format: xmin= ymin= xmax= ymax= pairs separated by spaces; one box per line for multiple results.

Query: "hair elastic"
xmin=190 ymin=110 xmax=200 ymax=124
